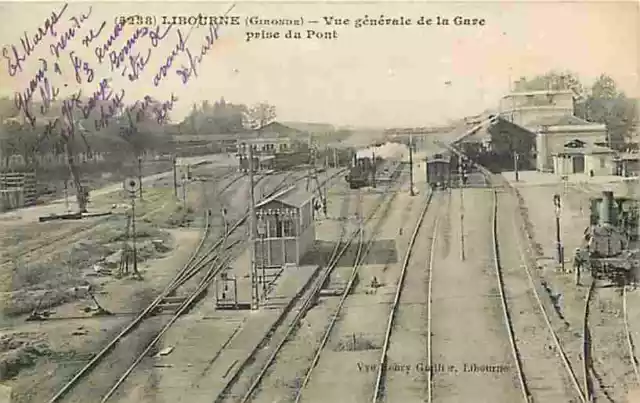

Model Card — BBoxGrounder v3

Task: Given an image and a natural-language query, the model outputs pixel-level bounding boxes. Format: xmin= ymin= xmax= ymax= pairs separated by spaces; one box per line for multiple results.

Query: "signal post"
xmin=123 ymin=178 xmax=142 ymax=279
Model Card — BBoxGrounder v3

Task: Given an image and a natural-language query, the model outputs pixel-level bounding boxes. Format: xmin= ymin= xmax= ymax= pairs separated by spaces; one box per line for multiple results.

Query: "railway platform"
xmin=145 ymin=262 xmax=320 ymax=403
xmin=502 ymin=170 xmax=635 ymax=188
xmin=261 ymin=264 xmax=321 ymax=309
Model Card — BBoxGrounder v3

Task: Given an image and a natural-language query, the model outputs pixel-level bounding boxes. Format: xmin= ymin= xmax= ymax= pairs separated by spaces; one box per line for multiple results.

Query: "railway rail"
xmin=623 ymin=286 xmax=640 ymax=387
xmin=435 ymin=140 xmax=589 ymax=402
xmin=46 ymin=170 xmax=248 ymax=403
xmin=583 ymin=275 xmax=640 ymax=402
xmin=47 ymin=168 xmax=346 ymax=403
xmin=0 ymin=169 xmax=239 ymax=268
xmin=371 ymin=187 xmax=436 ymax=402
xmin=287 ymin=169 xmax=408 ymax=403
xmin=211 ymin=167 xmax=407 ymax=403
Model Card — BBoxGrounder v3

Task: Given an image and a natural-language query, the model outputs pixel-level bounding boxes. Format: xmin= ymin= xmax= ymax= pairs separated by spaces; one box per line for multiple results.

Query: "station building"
xmin=552 ymin=139 xmax=617 ymax=176
xmin=498 ymin=90 xmax=607 ymax=172
xmin=254 ymin=186 xmax=316 ymax=267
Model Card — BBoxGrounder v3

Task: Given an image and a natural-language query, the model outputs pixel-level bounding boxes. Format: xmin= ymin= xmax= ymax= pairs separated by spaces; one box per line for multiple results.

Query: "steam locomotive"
xmin=578 ymin=191 xmax=640 ymax=284
xmin=345 ymin=156 xmax=384 ymax=189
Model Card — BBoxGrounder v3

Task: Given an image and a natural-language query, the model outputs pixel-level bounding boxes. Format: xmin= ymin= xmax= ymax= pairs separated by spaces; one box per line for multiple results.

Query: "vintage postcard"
xmin=0 ymin=1 xmax=638 ymax=402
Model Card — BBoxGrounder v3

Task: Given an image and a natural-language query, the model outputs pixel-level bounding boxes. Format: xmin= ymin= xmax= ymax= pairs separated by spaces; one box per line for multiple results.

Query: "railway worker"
xmin=573 ymin=248 xmax=584 ymax=286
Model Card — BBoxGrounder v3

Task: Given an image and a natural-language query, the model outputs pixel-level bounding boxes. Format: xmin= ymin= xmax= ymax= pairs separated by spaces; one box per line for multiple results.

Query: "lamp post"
xmin=553 ymin=193 xmax=564 ymax=269
xmin=257 ymin=216 xmax=267 ymax=303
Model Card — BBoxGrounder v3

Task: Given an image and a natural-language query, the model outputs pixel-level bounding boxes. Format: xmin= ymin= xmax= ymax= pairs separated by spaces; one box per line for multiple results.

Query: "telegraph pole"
xmin=64 ymin=179 xmax=70 ymax=212
xmin=172 ymin=156 xmax=178 ymax=198
xmin=459 ymin=157 xmax=466 ymax=261
xmin=248 ymin=145 xmax=259 ymax=309
xmin=182 ymin=172 xmax=187 ymax=212
xmin=372 ymin=151 xmax=377 ymax=188
xmin=409 ymin=134 xmax=415 ymax=196
xmin=513 ymin=151 xmax=520 ymax=182
xmin=137 ymin=155 xmax=144 ymax=200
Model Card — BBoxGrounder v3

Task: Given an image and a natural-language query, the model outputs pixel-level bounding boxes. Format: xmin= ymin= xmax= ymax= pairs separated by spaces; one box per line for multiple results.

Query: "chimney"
xmin=599 ymin=191 xmax=614 ymax=225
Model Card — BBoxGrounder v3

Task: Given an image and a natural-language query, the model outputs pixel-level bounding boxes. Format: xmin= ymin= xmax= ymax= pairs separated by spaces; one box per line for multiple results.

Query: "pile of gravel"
xmin=0 ymin=332 xmax=50 ymax=381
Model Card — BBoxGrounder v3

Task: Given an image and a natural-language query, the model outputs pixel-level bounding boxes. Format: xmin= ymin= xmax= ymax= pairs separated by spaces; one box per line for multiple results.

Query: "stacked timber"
xmin=0 ymin=171 xmax=36 ymax=211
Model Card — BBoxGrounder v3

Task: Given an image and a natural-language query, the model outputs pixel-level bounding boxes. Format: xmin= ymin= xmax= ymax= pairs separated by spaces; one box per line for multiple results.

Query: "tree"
xmin=515 ymin=72 xmax=638 ymax=149
xmin=118 ymin=97 xmax=172 ymax=158
xmin=181 ymin=98 xmax=248 ymax=134
xmin=514 ymin=71 xmax=585 ymax=96
xmin=242 ymin=102 xmax=277 ymax=131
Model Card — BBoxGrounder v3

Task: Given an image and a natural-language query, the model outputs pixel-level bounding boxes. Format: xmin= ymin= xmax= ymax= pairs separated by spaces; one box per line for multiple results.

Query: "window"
xmin=282 ymin=219 xmax=294 ymax=237
xmin=275 ymin=216 xmax=283 ymax=237
xmin=600 ymin=157 xmax=606 ymax=168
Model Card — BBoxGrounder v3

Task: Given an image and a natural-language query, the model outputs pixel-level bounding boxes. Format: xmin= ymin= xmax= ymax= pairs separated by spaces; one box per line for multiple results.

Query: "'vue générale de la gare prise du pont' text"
xmin=243 ymin=15 xmax=486 ymax=42
xmin=101 ymin=13 xmax=487 ymax=42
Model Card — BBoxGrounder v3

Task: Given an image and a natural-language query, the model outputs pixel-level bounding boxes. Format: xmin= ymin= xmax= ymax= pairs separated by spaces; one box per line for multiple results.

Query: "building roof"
xmin=256 ymin=185 xmax=314 ymax=209
xmin=554 ymin=139 xmax=616 ymax=156
xmin=258 ymin=121 xmax=304 ymax=137
xmin=503 ymin=90 xmax=575 ymax=97
xmin=618 ymin=152 xmax=640 ymax=160
xmin=527 ymin=115 xmax=596 ymax=127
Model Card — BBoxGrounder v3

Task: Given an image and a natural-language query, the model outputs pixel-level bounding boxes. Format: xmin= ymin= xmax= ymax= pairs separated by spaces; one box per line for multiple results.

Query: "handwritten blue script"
xmin=176 ymin=23 xmax=219 ymax=85
xmin=6 ymin=3 xmax=234 ymax=147
xmin=49 ymin=6 xmax=93 ymax=58
xmin=2 ymin=3 xmax=68 ymax=76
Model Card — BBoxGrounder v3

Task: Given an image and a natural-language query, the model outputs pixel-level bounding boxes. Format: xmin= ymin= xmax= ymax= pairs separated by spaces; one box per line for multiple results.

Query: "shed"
xmin=238 ymin=155 xmax=275 ymax=172
xmin=615 ymin=153 xmax=640 ymax=177
xmin=254 ymin=186 xmax=316 ymax=267
xmin=552 ymin=139 xmax=617 ymax=176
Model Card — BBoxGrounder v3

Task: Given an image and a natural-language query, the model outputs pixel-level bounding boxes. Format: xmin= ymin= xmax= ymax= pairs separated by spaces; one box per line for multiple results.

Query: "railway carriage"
xmin=425 ymin=154 xmax=452 ymax=190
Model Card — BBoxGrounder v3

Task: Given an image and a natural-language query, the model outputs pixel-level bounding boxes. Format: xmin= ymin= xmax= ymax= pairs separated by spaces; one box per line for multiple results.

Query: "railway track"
xmin=46 ymin=168 xmax=345 ymax=403
xmin=45 ymin=171 xmax=251 ymax=403
xmin=210 ymin=168 xmax=407 ymax=403
xmin=583 ymin=276 xmax=640 ymax=402
xmin=211 ymin=179 xmax=359 ymax=403
xmin=436 ymin=141 xmax=589 ymax=402
xmin=371 ymin=188 xmax=438 ymax=402
xmin=494 ymin=182 xmax=589 ymax=403
xmin=623 ymin=286 xmax=640 ymax=388
xmin=0 ymin=169 xmax=240 ymax=268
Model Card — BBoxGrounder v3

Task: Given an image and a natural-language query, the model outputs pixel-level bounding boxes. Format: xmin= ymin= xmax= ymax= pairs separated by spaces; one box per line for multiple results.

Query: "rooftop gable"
xmin=256 ymin=185 xmax=314 ymax=209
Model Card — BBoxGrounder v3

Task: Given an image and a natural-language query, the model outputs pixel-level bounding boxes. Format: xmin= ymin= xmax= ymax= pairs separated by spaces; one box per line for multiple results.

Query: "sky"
xmin=0 ymin=0 xmax=638 ymax=128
